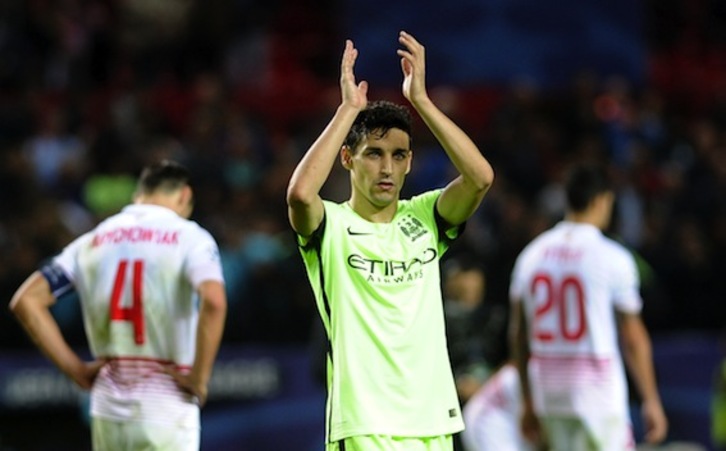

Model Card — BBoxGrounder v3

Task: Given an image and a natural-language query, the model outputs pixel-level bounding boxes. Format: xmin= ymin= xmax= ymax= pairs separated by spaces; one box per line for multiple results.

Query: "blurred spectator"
xmin=443 ymin=258 xmax=495 ymax=404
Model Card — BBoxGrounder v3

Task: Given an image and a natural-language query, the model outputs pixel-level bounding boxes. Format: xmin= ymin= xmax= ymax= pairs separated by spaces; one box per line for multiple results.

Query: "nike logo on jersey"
xmin=347 ymin=227 xmax=374 ymax=236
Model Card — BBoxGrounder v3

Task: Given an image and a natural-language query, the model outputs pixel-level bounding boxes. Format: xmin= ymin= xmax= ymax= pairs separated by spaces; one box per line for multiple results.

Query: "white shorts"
xmin=91 ymin=416 xmax=200 ymax=451
xmin=461 ymin=409 xmax=535 ymax=451
xmin=542 ymin=416 xmax=634 ymax=451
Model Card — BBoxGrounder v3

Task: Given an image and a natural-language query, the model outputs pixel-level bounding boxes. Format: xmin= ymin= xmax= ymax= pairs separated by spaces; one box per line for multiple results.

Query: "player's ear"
xmin=405 ymin=149 xmax=413 ymax=175
xmin=340 ymin=145 xmax=353 ymax=170
xmin=178 ymin=186 xmax=194 ymax=218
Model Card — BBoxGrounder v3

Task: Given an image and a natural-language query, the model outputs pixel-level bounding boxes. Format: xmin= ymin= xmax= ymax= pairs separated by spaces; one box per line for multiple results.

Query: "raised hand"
xmin=340 ymin=39 xmax=368 ymax=111
xmin=397 ymin=31 xmax=428 ymax=106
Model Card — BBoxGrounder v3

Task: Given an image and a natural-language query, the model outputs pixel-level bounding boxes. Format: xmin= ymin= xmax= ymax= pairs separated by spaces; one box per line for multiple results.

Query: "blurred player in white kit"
xmin=461 ymin=361 xmax=539 ymax=451
xmin=509 ymin=163 xmax=668 ymax=450
xmin=10 ymin=160 xmax=227 ymax=450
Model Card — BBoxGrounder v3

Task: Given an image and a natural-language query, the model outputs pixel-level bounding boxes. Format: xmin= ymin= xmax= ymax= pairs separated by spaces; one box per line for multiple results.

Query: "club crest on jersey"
xmin=398 ymin=214 xmax=427 ymax=242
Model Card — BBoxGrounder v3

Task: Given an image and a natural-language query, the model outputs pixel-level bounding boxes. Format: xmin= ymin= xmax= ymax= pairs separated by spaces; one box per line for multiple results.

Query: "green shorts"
xmin=326 ymin=434 xmax=453 ymax=451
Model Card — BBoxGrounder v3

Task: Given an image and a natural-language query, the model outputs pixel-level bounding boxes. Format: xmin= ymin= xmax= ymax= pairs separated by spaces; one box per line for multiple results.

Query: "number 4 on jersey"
xmin=110 ymin=259 xmax=145 ymax=345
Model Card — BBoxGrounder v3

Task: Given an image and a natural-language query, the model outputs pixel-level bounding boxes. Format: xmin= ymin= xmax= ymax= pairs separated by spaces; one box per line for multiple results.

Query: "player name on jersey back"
xmin=92 ymin=227 xmax=180 ymax=247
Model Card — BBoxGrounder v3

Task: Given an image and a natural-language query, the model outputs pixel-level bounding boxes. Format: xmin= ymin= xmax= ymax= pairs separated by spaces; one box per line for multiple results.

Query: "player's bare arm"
xmin=509 ymin=300 xmax=542 ymax=443
xmin=287 ymin=39 xmax=369 ymax=237
xmin=618 ymin=311 xmax=668 ymax=444
xmin=9 ymin=272 xmax=104 ymax=390
xmin=166 ymin=280 xmax=227 ymax=407
xmin=397 ymin=30 xmax=494 ymax=226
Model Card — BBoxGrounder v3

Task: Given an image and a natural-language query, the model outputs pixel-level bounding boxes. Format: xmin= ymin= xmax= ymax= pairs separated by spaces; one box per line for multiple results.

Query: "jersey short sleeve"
xmin=405 ymin=190 xmax=440 ymax=222
xmin=40 ymin=262 xmax=74 ymax=298
xmin=186 ymin=227 xmax=224 ymax=287
xmin=183 ymin=226 xmax=224 ymax=288
xmin=608 ymin=244 xmax=642 ymax=314
xmin=51 ymin=232 xmax=91 ymax=282
xmin=407 ymin=189 xmax=463 ymax=250
xmin=41 ymin=232 xmax=93 ymax=297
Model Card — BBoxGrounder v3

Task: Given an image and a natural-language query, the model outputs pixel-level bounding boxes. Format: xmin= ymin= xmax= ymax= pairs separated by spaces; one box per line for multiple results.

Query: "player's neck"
xmin=564 ymin=212 xmax=603 ymax=229
xmin=348 ymin=196 xmax=398 ymax=223
xmin=135 ymin=195 xmax=182 ymax=217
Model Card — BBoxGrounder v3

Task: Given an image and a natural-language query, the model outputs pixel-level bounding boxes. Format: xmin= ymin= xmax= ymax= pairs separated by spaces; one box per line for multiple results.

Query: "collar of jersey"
xmin=122 ymin=203 xmax=180 ymax=218
xmin=556 ymin=221 xmax=602 ymax=235
xmin=343 ymin=200 xmax=402 ymax=225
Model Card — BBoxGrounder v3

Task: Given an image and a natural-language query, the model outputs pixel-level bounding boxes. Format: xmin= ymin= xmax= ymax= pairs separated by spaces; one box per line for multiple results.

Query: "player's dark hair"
xmin=564 ymin=163 xmax=612 ymax=212
xmin=136 ymin=160 xmax=191 ymax=195
xmin=343 ymin=100 xmax=412 ymax=151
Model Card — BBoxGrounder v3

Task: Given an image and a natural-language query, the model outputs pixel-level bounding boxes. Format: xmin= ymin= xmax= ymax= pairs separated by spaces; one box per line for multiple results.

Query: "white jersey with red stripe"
xmin=509 ymin=221 xmax=641 ymax=419
xmin=462 ymin=363 xmax=534 ymax=451
xmin=50 ymin=204 xmax=224 ymax=427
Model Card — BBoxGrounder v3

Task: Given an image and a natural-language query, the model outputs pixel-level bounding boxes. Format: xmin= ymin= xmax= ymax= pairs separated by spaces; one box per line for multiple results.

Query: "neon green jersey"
xmin=297 ymin=190 xmax=465 ymax=442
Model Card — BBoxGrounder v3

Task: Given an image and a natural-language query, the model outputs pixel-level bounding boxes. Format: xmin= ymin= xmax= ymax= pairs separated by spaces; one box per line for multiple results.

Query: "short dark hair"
xmin=136 ymin=160 xmax=191 ymax=196
xmin=564 ymin=163 xmax=612 ymax=212
xmin=343 ymin=100 xmax=412 ymax=151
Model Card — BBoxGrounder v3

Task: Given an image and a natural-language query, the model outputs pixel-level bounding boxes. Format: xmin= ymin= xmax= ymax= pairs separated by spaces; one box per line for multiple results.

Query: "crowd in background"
xmin=0 ymin=0 xmax=725 ymax=370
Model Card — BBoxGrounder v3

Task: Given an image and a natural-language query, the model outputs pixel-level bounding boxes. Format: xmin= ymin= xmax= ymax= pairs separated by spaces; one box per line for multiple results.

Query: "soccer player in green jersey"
xmin=286 ymin=31 xmax=495 ymax=451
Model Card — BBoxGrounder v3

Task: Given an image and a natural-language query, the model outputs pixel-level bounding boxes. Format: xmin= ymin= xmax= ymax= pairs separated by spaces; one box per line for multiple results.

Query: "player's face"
xmin=345 ymin=128 xmax=412 ymax=209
